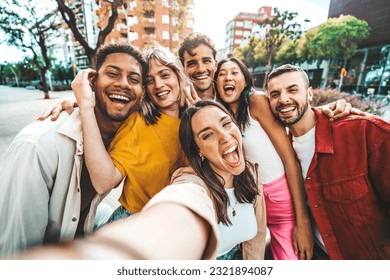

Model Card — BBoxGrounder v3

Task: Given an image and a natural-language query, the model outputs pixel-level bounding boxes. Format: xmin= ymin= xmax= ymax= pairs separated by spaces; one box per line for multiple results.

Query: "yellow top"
xmin=108 ymin=112 xmax=186 ymax=213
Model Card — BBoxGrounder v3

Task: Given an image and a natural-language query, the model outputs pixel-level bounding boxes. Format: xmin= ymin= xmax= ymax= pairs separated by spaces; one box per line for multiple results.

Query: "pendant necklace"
xmin=231 ymin=201 xmax=238 ymax=217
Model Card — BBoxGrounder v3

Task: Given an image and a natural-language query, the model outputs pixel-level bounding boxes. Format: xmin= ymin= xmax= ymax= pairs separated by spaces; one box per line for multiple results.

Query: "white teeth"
xmin=157 ymin=91 xmax=169 ymax=97
xmin=109 ymin=94 xmax=130 ymax=101
xmin=224 ymin=85 xmax=234 ymax=90
xmin=194 ymin=75 xmax=208 ymax=80
xmin=280 ymin=106 xmax=295 ymax=113
xmin=223 ymin=145 xmax=237 ymax=155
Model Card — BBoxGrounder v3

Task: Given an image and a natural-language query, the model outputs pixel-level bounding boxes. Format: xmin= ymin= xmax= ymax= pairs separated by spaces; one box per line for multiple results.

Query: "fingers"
xmin=184 ymin=83 xmax=201 ymax=105
xmin=36 ymin=108 xmax=54 ymax=121
xmin=331 ymin=102 xmax=351 ymax=121
xmin=351 ymin=107 xmax=365 ymax=116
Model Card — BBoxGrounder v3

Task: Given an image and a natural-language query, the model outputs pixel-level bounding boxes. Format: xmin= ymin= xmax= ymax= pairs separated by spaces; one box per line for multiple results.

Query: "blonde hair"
xmin=140 ymin=44 xmax=189 ymax=124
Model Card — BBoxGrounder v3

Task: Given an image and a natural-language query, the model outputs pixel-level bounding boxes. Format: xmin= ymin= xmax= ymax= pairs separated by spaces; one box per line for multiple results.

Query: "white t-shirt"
xmin=217 ymin=188 xmax=257 ymax=256
xmin=292 ymin=126 xmax=327 ymax=253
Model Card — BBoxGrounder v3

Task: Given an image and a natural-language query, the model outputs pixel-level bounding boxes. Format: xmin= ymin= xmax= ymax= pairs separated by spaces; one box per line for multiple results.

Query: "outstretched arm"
xmin=251 ymin=92 xmax=313 ymax=260
xmin=72 ymin=69 xmax=123 ymax=193
xmin=16 ymin=180 xmax=218 ymax=260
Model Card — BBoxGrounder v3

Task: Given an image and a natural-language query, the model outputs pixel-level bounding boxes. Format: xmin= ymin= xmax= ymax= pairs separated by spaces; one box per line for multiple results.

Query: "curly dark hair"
xmin=95 ymin=42 xmax=148 ymax=80
xmin=178 ymin=32 xmax=217 ymax=66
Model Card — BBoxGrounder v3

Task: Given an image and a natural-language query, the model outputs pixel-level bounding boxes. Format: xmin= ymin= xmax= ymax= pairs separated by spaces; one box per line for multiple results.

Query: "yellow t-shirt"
xmin=108 ymin=112 xmax=185 ymax=213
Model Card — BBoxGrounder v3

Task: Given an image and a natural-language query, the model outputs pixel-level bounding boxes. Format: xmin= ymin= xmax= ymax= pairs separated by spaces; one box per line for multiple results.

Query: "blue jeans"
xmin=107 ymin=205 xmax=134 ymax=223
xmin=217 ymin=245 xmax=243 ymax=260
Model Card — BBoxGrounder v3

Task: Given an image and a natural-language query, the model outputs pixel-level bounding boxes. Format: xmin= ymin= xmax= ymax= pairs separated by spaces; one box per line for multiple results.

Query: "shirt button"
xmin=72 ymin=217 xmax=77 ymax=222
xmin=314 ymin=204 xmax=319 ymax=208
xmin=325 ymin=233 xmax=330 ymax=237
xmin=77 ymin=188 xmax=80 ymax=192
xmin=307 ymin=177 xmax=311 ymax=180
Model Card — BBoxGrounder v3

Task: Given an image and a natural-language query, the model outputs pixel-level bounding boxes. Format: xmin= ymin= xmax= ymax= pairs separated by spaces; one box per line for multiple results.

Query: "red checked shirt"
xmin=302 ymin=108 xmax=390 ymax=259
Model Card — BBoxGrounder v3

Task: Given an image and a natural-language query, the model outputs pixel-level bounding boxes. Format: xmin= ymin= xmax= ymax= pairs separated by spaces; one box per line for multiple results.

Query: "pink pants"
xmin=263 ymin=174 xmax=297 ymax=260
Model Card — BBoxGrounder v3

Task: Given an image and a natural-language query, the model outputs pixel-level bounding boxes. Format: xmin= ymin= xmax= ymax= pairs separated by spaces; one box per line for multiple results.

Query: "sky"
xmin=193 ymin=0 xmax=331 ymax=49
xmin=0 ymin=0 xmax=331 ymax=63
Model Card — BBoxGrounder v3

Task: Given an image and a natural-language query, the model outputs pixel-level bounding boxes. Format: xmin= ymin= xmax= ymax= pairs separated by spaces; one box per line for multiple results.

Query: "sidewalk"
xmin=0 ymin=85 xmax=121 ymax=210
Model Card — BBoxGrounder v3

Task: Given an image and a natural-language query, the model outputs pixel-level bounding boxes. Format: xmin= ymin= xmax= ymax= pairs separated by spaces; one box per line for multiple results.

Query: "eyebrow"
xmin=105 ymin=65 xmax=141 ymax=76
xmin=196 ymin=115 xmax=228 ymax=137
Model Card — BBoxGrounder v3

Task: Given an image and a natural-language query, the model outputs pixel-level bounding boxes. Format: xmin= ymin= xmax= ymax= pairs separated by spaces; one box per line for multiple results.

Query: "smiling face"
xmin=216 ymin=60 xmax=247 ymax=111
xmin=94 ymin=53 xmax=144 ymax=122
xmin=183 ymin=44 xmax=217 ymax=97
xmin=268 ymin=71 xmax=313 ymax=126
xmin=191 ymin=105 xmax=245 ymax=187
xmin=145 ymin=58 xmax=181 ymax=116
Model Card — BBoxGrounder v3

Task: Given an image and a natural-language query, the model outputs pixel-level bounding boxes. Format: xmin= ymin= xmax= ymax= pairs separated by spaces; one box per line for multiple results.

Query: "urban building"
xmin=328 ymin=0 xmax=390 ymax=95
xmin=98 ymin=0 xmax=195 ymax=53
xmin=224 ymin=6 xmax=272 ymax=57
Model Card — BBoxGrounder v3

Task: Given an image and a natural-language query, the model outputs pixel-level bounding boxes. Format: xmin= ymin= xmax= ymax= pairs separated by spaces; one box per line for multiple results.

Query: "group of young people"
xmin=0 ymin=32 xmax=389 ymax=260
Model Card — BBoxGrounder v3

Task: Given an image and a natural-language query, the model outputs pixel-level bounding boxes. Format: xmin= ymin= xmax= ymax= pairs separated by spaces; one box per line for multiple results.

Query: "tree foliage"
xmin=259 ymin=7 xmax=302 ymax=86
xmin=0 ymin=0 xmax=58 ymax=98
xmin=234 ymin=36 xmax=265 ymax=75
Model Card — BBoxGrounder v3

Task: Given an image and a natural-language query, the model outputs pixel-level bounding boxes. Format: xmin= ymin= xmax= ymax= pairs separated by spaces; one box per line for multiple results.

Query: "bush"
xmin=311 ymin=88 xmax=385 ymax=117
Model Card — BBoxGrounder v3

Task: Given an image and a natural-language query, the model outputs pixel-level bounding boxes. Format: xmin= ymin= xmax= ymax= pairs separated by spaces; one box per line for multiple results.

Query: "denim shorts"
xmin=107 ymin=205 xmax=134 ymax=223
xmin=217 ymin=245 xmax=243 ymax=260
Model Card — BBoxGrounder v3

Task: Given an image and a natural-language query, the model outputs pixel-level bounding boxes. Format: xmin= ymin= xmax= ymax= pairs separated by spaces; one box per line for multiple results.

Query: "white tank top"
xmin=217 ymin=188 xmax=257 ymax=256
xmin=242 ymin=111 xmax=285 ymax=184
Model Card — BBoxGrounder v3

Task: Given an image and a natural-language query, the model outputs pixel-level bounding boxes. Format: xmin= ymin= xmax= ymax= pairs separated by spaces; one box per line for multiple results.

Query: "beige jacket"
xmin=165 ymin=162 xmax=267 ymax=260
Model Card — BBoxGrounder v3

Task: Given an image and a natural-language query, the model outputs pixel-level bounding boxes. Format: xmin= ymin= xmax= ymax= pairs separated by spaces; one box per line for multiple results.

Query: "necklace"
xmin=230 ymin=201 xmax=238 ymax=217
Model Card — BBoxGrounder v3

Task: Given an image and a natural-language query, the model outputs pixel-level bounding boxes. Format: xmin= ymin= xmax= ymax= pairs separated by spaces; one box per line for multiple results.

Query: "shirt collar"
xmin=57 ymin=109 xmax=83 ymax=143
xmin=313 ymin=107 xmax=334 ymax=154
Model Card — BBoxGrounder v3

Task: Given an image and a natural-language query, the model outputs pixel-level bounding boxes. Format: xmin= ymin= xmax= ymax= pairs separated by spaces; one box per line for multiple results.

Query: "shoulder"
xmin=171 ymin=166 xmax=208 ymax=189
xmin=13 ymin=111 xmax=73 ymax=145
xmin=249 ymin=90 xmax=269 ymax=107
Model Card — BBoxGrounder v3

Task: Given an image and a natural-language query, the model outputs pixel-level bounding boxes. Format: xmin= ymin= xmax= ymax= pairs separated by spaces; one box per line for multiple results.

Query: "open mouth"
xmin=278 ymin=105 xmax=296 ymax=114
xmin=108 ymin=94 xmax=132 ymax=104
xmin=156 ymin=90 xmax=169 ymax=98
xmin=222 ymin=144 xmax=240 ymax=165
xmin=223 ymin=84 xmax=235 ymax=94
xmin=193 ymin=75 xmax=209 ymax=81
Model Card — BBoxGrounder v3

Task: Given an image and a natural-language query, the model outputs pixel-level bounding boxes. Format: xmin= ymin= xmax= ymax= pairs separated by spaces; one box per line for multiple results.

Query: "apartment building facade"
xmin=99 ymin=0 xmax=195 ymax=53
xmin=224 ymin=6 xmax=272 ymax=57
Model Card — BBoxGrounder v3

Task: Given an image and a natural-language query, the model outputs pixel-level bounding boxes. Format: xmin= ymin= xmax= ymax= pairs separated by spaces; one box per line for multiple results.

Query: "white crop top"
xmin=217 ymin=188 xmax=257 ymax=256
xmin=242 ymin=111 xmax=285 ymax=184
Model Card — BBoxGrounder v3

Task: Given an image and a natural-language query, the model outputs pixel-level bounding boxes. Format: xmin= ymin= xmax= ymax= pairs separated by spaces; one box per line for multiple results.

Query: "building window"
xmin=235 ymin=30 xmax=243 ymax=36
xmin=236 ymin=21 xmax=243 ymax=27
xmin=186 ymin=19 xmax=193 ymax=28
xmin=162 ymin=31 xmax=170 ymax=40
xmin=234 ymin=39 xmax=241 ymax=44
xmin=162 ymin=15 xmax=170 ymax=24
xmin=244 ymin=21 xmax=252 ymax=29
xmin=162 ymin=0 xmax=169 ymax=7
xmin=172 ymin=33 xmax=179 ymax=41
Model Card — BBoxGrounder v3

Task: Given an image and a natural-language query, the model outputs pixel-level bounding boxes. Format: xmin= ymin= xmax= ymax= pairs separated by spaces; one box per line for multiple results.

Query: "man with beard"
xmin=0 ymin=42 xmax=147 ymax=259
xmin=267 ymin=64 xmax=390 ymax=259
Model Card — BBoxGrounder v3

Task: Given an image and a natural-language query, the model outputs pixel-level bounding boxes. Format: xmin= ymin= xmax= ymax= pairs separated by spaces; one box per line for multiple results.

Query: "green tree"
xmin=259 ymin=7 xmax=302 ymax=86
xmin=0 ymin=0 xmax=58 ymax=98
xmin=298 ymin=15 xmax=370 ymax=69
xmin=274 ymin=38 xmax=299 ymax=65
xmin=234 ymin=35 xmax=265 ymax=76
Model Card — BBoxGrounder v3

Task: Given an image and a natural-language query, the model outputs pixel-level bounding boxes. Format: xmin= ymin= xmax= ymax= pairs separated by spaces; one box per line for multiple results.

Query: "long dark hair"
xmin=214 ymin=57 xmax=254 ymax=132
xmin=179 ymin=100 xmax=259 ymax=225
